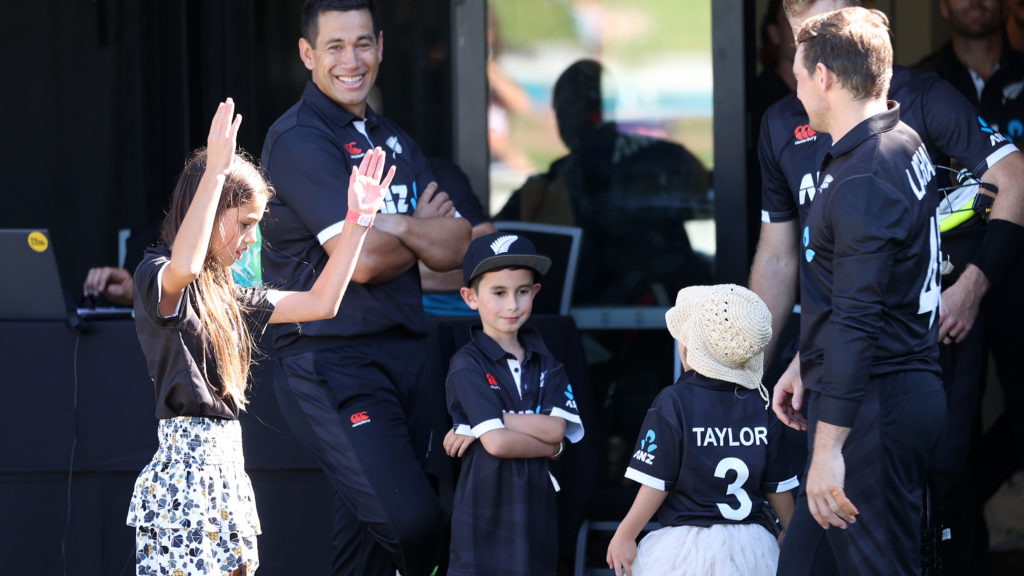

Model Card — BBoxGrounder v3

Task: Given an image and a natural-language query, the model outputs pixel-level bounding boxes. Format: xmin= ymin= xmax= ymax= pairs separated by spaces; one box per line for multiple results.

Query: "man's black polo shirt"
xmin=260 ymin=82 xmax=435 ymax=352
xmin=799 ymin=103 xmax=942 ymax=427
xmin=758 ymin=65 xmax=1018 ymax=287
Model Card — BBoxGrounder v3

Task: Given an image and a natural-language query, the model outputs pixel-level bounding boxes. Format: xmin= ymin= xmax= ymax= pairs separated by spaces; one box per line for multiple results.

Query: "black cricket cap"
xmin=462 ymin=232 xmax=552 ymax=287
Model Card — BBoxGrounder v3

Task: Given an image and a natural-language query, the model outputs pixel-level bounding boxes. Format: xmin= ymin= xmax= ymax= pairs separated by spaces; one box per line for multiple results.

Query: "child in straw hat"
xmin=606 ymin=284 xmax=800 ymax=576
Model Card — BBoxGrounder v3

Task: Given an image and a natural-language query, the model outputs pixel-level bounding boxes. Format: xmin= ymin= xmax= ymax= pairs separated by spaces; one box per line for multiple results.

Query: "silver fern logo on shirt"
xmin=385 ymin=136 xmax=403 ymax=157
xmin=1004 ymin=80 xmax=1023 ymax=104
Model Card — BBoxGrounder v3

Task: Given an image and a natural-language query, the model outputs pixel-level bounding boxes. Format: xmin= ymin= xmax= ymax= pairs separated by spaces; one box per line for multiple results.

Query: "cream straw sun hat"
xmin=665 ymin=284 xmax=774 ymax=406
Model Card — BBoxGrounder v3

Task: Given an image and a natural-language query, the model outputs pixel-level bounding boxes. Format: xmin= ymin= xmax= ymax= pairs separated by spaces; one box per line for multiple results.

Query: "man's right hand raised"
xmin=772 ymin=353 xmax=807 ymax=431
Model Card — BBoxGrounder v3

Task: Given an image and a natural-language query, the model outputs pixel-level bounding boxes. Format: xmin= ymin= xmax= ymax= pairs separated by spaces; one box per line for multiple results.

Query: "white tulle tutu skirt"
xmin=631 ymin=523 xmax=779 ymax=576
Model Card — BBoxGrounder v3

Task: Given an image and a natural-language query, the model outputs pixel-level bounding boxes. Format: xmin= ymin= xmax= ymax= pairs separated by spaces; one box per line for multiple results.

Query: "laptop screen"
xmin=0 ymin=229 xmax=69 ymax=321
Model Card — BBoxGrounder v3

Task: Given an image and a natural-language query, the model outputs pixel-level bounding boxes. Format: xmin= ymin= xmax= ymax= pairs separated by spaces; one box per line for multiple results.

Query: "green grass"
xmin=608 ymin=0 xmax=712 ymax=54
xmin=490 ymin=0 xmax=578 ymax=48
xmin=490 ymin=0 xmax=716 ymax=185
xmin=491 ymin=0 xmax=712 ymax=57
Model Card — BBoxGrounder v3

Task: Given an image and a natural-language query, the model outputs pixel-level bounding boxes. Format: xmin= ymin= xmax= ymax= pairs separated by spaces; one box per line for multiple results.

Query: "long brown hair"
xmin=161 ymin=148 xmax=273 ymax=409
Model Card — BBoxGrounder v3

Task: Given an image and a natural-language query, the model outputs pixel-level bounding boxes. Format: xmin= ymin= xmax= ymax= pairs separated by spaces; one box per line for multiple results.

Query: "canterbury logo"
xmin=489 ymin=235 xmax=519 ymax=255
xmin=486 ymin=373 xmax=500 ymax=390
xmin=350 ymin=411 xmax=370 ymax=426
xmin=794 ymin=124 xmax=817 ymax=142
xmin=344 ymin=141 xmax=363 ymax=155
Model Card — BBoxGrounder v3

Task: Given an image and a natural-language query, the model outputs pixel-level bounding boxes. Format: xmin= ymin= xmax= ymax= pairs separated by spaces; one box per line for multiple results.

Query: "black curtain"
xmin=0 ymin=0 xmax=453 ymax=300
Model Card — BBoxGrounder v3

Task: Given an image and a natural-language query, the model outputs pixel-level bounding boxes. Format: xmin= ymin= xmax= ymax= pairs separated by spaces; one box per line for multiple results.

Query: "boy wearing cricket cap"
xmin=442 ymin=232 xmax=584 ymax=576
xmin=606 ymin=284 xmax=800 ymax=576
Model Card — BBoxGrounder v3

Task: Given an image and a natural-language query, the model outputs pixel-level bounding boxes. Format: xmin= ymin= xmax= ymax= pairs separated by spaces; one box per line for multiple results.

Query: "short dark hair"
xmin=469 ymin=266 xmax=540 ymax=292
xmin=796 ymin=6 xmax=891 ymax=101
xmin=301 ymin=0 xmax=381 ymax=45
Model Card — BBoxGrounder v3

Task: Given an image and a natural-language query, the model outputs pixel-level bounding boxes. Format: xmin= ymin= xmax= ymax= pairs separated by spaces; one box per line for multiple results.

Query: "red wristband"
xmin=345 ymin=210 xmax=374 ymax=228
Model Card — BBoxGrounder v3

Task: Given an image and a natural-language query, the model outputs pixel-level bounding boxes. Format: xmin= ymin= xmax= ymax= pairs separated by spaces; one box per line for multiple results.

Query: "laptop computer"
xmin=0 ymin=229 xmax=70 ymax=321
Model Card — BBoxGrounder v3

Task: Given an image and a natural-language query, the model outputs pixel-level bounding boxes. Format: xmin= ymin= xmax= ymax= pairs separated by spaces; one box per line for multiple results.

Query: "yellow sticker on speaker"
xmin=27 ymin=231 xmax=49 ymax=253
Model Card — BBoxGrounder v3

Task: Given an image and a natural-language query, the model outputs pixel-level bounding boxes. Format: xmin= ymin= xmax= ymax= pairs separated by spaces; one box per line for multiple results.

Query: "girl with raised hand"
xmin=126 ymin=98 xmax=391 ymax=575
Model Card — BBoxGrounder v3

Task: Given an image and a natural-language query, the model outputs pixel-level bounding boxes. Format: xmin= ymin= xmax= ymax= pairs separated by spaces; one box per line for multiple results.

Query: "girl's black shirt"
xmin=134 ymin=246 xmax=275 ymax=420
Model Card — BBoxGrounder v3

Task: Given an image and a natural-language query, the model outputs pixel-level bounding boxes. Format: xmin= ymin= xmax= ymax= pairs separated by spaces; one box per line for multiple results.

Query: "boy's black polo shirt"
xmin=260 ymin=81 xmax=435 ymax=353
xmin=624 ymin=371 xmax=799 ymax=529
xmin=799 ymin=103 xmax=942 ymax=427
xmin=446 ymin=324 xmax=583 ymax=576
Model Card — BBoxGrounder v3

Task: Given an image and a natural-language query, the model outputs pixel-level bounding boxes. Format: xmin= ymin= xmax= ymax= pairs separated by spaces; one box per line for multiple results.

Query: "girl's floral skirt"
xmin=127 ymin=416 xmax=260 ymax=575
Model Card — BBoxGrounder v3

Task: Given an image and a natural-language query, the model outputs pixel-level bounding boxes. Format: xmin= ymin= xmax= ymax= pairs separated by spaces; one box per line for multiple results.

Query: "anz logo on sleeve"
xmin=564 ymin=384 xmax=577 ymax=411
xmin=979 ymin=116 xmax=1009 ymax=147
xmin=633 ymin=429 xmax=658 ymax=465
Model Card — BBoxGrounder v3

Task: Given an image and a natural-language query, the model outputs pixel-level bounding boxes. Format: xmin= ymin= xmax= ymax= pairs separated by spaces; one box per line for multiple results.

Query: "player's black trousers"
xmin=778 ymin=372 xmax=946 ymax=576
xmin=978 ymin=261 xmax=1024 ymax=496
xmin=272 ymin=332 xmax=445 ymax=576
xmin=929 ymin=309 xmax=988 ymax=575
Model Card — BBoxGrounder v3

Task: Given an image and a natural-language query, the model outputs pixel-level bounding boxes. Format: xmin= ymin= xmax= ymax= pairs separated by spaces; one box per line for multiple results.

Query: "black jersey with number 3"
xmin=800 ymin=103 xmax=943 ymax=428
xmin=624 ymin=371 xmax=799 ymax=528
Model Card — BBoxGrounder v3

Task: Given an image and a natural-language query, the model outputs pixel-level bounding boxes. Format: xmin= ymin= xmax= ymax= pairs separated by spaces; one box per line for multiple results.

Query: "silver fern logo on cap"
xmin=490 ymin=235 xmax=519 ymax=255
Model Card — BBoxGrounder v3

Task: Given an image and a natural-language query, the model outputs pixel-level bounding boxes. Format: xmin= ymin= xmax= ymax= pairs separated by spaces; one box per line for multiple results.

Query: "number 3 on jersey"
xmin=714 ymin=457 xmax=752 ymax=521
